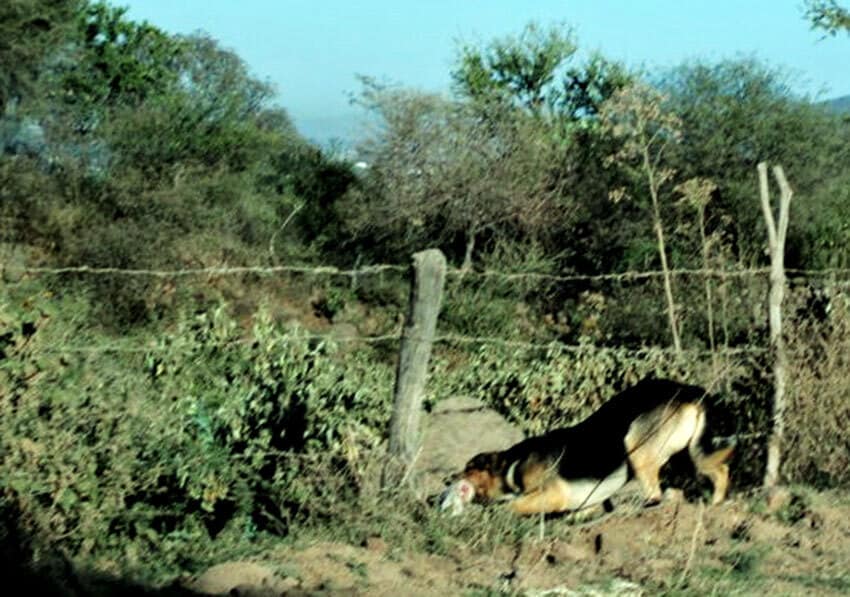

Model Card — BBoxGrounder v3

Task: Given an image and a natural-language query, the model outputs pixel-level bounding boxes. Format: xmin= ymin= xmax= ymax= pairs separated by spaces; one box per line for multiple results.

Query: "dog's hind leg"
xmin=687 ymin=407 xmax=734 ymax=504
xmin=690 ymin=444 xmax=734 ymax=505
xmin=626 ymin=403 xmax=703 ymax=506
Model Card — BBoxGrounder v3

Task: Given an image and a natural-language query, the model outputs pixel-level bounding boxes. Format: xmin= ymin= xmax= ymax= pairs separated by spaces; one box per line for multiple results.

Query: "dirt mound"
xmin=187 ymin=561 xmax=300 ymax=595
xmin=412 ymin=395 xmax=525 ymax=496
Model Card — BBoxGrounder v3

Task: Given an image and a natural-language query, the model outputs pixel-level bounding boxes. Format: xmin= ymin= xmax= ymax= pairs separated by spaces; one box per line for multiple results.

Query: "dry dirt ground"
xmin=179 ymin=398 xmax=850 ymax=596
xmin=182 ymin=489 xmax=850 ymax=597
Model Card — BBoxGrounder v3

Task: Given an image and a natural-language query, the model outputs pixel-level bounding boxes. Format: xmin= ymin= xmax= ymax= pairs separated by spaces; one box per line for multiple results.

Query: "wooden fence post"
xmin=387 ymin=248 xmax=447 ymax=479
xmin=758 ymin=162 xmax=793 ymax=489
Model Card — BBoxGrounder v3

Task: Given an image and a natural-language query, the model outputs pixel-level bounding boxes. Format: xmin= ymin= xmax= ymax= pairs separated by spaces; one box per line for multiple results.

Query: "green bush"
xmin=0 ymin=294 xmax=393 ymax=580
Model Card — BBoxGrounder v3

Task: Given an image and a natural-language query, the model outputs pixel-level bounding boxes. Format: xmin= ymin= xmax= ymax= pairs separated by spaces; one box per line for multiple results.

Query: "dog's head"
xmin=460 ymin=451 xmax=511 ymax=502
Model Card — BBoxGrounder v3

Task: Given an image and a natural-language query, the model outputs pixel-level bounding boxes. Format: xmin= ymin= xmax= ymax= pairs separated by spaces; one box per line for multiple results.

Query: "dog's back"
xmin=508 ymin=379 xmax=715 ymax=479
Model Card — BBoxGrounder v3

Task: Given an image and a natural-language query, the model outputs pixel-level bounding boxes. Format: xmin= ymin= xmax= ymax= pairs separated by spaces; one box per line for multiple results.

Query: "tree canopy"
xmin=805 ymin=0 xmax=850 ymax=35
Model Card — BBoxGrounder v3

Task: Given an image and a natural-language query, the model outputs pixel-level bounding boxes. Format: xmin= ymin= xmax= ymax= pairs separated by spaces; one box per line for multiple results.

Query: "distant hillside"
xmin=825 ymin=95 xmax=850 ymax=113
xmin=294 ymin=113 xmax=371 ymax=149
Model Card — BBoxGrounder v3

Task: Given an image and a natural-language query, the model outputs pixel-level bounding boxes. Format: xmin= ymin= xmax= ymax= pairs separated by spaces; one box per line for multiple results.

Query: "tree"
xmin=50 ymin=1 xmax=184 ymax=134
xmin=660 ymin=58 xmax=850 ymax=266
xmin=104 ymin=33 xmax=280 ymax=176
xmin=600 ymin=82 xmax=684 ymax=352
xmin=804 ymin=0 xmax=850 ymax=35
xmin=448 ymin=26 xmax=642 ymax=274
xmin=348 ymin=79 xmax=558 ymax=269
xmin=0 ymin=0 xmax=82 ymax=113
xmin=560 ymin=52 xmax=635 ymax=121
xmin=452 ymin=22 xmax=576 ymax=114
xmin=266 ymin=137 xmax=357 ymax=253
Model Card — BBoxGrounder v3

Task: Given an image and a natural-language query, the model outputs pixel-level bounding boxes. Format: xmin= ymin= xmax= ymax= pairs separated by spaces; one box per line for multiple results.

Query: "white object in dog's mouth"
xmin=439 ymin=479 xmax=475 ymax=515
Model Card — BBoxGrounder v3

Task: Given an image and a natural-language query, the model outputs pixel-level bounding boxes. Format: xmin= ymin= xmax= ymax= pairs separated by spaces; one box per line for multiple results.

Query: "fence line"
xmin=29 ymin=329 xmax=776 ymax=357
xmin=0 ymin=262 xmax=785 ymax=286
xmin=2 ymin=263 xmax=407 ymax=278
xmin=5 ymin=259 xmax=848 ymax=359
xmin=9 ymin=260 xmax=850 ymax=284
xmin=11 ymin=258 xmax=850 ymax=284
xmin=31 ymin=332 xmax=404 ymax=355
xmin=433 ymin=333 xmax=769 ymax=356
xmin=787 ymin=267 xmax=850 ymax=277
xmin=447 ymin=266 xmax=772 ymax=283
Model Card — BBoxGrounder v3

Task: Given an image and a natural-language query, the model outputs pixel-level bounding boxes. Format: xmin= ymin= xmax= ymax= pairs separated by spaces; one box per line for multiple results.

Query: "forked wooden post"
xmin=387 ymin=249 xmax=447 ymax=477
xmin=758 ymin=162 xmax=793 ymax=489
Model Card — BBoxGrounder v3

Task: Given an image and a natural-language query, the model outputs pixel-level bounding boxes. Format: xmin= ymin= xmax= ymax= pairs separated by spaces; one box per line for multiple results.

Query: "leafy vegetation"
xmin=805 ymin=0 xmax=850 ymax=35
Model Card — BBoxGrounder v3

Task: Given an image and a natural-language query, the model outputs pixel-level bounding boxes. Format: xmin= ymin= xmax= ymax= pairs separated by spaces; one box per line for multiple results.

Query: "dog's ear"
xmin=464 ymin=452 xmax=487 ymax=472
xmin=464 ymin=451 xmax=504 ymax=473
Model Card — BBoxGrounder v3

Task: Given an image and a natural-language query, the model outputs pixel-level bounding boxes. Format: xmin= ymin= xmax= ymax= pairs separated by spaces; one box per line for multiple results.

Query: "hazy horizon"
xmin=121 ymin=1 xmax=850 ymax=146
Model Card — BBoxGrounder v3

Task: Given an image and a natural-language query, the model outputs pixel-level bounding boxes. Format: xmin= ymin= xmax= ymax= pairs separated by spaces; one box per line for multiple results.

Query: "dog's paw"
xmin=643 ymin=497 xmax=662 ymax=509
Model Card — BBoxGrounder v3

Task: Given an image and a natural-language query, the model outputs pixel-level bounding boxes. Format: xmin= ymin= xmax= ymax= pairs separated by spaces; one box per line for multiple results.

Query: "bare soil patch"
xmin=184 ymin=490 xmax=850 ymax=596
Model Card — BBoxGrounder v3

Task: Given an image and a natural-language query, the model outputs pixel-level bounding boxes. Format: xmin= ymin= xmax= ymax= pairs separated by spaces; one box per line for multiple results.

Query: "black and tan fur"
xmin=459 ymin=378 xmax=734 ymax=516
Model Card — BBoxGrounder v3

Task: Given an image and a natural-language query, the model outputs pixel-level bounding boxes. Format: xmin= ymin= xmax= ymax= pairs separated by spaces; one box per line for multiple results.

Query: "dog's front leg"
xmin=509 ymin=479 xmax=571 ymax=515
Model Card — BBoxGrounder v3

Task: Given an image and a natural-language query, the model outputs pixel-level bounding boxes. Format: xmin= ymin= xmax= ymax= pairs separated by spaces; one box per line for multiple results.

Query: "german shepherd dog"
xmin=457 ymin=378 xmax=733 ymax=516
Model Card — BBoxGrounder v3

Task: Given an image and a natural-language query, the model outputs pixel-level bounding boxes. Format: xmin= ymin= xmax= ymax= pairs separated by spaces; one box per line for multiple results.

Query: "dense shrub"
xmin=0 ymin=294 xmax=393 ymax=579
xmin=784 ymin=289 xmax=850 ymax=486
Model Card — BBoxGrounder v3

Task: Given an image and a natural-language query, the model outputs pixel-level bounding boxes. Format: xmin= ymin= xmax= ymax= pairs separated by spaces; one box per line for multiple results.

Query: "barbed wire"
xmin=0 ymin=262 xmax=781 ymax=282
xmin=30 ymin=331 xmax=403 ymax=355
xmin=23 ymin=327 xmax=774 ymax=358
xmin=2 ymin=263 xmax=407 ymax=278
xmin=433 ymin=333 xmax=769 ymax=356
xmin=5 ymin=259 xmax=848 ymax=360
xmin=446 ymin=266 xmax=773 ymax=283
xmin=9 ymin=260 xmax=850 ymax=286
xmin=787 ymin=267 xmax=850 ymax=278
xmin=10 ymin=257 xmax=850 ymax=285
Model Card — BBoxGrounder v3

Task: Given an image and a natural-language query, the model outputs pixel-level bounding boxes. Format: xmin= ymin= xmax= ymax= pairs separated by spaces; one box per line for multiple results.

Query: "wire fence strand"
xmin=446 ymin=266 xmax=773 ymax=283
xmin=29 ymin=329 xmax=775 ymax=358
xmin=9 ymin=260 xmax=850 ymax=284
xmin=6 ymin=258 xmax=849 ymax=358
xmin=4 ymin=262 xmax=783 ymax=283
xmin=3 ymin=263 xmax=407 ymax=278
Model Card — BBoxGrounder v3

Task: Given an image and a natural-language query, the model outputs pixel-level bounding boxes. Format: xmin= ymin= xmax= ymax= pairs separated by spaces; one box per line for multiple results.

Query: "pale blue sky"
xmin=120 ymin=1 xmax=849 ymax=144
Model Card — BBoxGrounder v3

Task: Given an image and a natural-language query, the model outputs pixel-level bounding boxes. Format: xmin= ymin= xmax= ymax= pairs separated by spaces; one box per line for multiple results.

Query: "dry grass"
xmin=784 ymin=292 xmax=850 ymax=486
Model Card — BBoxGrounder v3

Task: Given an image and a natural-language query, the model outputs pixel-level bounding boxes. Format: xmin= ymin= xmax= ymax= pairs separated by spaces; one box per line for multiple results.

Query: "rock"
xmin=188 ymin=561 xmax=299 ymax=595
xmin=413 ymin=396 xmax=524 ymax=497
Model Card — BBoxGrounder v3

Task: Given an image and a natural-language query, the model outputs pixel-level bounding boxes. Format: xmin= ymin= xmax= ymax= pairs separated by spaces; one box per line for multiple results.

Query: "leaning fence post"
xmin=386 ymin=249 xmax=447 ymax=482
xmin=758 ymin=162 xmax=792 ymax=489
